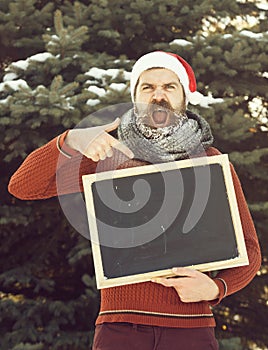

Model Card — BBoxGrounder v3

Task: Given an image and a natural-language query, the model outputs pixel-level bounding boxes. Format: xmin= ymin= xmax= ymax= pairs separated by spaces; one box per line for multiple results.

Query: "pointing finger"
xmin=109 ymin=137 xmax=134 ymax=159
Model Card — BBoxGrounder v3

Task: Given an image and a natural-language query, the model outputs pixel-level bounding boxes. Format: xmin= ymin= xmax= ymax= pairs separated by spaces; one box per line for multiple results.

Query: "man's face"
xmin=134 ymin=68 xmax=186 ymax=128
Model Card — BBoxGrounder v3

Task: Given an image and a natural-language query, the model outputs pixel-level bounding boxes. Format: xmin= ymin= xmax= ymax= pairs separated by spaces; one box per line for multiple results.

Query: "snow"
xmin=0 ymin=96 xmax=11 ymax=104
xmin=86 ymin=67 xmax=112 ymax=80
xmin=114 ymin=59 xmax=130 ymax=64
xmin=85 ymin=67 xmax=131 ymax=81
xmin=85 ymin=79 xmax=99 ymax=85
xmin=124 ymin=71 xmax=131 ymax=80
xmin=3 ymin=52 xmax=54 ymax=82
xmin=106 ymin=68 xmax=124 ymax=79
xmin=51 ymin=35 xmax=60 ymax=41
xmin=29 ymin=52 xmax=54 ymax=62
xmin=240 ymin=30 xmax=267 ymax=39
xmin=10 ymin=60 xmax=29 ymax=71
xmin=0 ymin=79 xmax=29 ymax=92
xmin=84 ymin=67 xmax=131 ymax=103
xmin=223 ymin=34 xmax=232 ymax=39
xmin=86 ymin=99 xmax=100 ymax=106
xmin=249 ymin=97 xmax=267 ymax=121
xmin=109 ymin=83 xmax=126 ymax=91
xmin=87 ymin=85 xmax=106 ymax=97
xmin=84 ymin=64 xmax=131 ymax=105
xmin=169 ymin=39 xmax=193 ymax=46
xmin=3 ymin=73 xmax=18 ymax=82
xmin=256 ymin=2 xmax=268 ymax=10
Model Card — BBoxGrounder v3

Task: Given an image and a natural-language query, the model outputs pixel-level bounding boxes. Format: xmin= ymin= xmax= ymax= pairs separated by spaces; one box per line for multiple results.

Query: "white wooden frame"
xmin=82 ymin=154 xmax=249 ymax=289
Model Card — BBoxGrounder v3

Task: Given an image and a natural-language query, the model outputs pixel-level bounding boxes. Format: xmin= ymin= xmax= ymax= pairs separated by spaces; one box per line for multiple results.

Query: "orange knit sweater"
xmin=8 ymin=132 xmax=261 ymax=328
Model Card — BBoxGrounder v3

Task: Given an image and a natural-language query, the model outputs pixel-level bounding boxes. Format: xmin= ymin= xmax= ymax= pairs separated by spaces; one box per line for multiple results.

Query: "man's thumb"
xmin=104 ymin=117 xmax=121 ymax=133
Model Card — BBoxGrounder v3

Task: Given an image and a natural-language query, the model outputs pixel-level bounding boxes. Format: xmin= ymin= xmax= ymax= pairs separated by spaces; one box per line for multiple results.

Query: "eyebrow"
xmin=140 ymin=82 xmax=180 ymax=87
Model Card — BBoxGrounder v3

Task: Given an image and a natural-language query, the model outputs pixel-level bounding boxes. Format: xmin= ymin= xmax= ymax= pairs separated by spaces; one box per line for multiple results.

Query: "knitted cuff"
xmin=56 ymin=130 xmax=78 ymax=158
xmin=209 ymin=278 xmax=228 ymax=306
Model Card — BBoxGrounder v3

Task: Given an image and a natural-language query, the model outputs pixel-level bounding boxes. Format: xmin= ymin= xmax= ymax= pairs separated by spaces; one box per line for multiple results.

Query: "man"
xmin=9 ymin=51 xmax=261 ymax=349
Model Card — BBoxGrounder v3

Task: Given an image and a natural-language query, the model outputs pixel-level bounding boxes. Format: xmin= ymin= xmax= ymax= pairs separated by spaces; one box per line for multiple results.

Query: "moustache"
xmin=147 ymin=100 xmax=174 ymax=114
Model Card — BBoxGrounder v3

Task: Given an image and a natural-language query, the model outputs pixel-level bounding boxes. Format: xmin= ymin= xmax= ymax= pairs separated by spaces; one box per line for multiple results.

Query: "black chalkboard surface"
xmin=82 ymin=154 xmax=248 ymax=289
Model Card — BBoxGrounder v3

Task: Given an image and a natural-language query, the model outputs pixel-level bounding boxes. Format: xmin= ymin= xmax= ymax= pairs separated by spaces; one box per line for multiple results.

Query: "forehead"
xmin=138 ymin=68 xmax=180 ymax=85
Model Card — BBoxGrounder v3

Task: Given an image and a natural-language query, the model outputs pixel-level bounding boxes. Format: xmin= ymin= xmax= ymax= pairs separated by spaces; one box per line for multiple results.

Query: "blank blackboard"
xmin=82 ymin=154 xmax=248 ymax=289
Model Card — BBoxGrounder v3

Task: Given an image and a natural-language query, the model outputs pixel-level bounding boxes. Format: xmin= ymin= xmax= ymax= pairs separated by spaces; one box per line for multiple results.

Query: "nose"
xmin=153 ymin=88 xmax=166 ymax=102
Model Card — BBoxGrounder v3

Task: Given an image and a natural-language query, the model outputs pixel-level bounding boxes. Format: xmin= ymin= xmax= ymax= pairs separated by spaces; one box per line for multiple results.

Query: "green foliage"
xmin=0 ymin=199 xmax=98 ymax=349
xmin=43 ymin=9 xmax=89 ymax=58
xmin=0 ymin=0 xmax=54 ymax=64
xmin=1 ymin=0 xmax=268 ymax=349
xmin=219 ymin=337 xmax=243 ymax=350
xmin=229 ymin=148 xmax=268 ymax=181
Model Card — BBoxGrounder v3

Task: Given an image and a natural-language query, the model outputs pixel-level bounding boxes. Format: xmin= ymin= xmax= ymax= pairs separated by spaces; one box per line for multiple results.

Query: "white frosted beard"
xmin=135 ymin=111 xmax=188 ymax=140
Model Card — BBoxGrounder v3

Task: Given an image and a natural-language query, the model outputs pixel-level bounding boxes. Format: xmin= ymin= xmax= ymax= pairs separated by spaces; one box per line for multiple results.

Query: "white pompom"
xmin=187 ymin=91 xmax=204 ymax=105
xmin=189 ymin=92 xmax=225 ymax=108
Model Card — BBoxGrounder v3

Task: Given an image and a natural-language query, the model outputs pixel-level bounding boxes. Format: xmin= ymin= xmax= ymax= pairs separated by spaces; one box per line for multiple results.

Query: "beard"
xmin=135 ymin=99 xmax=186 ymax=128
xmin=134 ymin=100 xmax=188 ymax=140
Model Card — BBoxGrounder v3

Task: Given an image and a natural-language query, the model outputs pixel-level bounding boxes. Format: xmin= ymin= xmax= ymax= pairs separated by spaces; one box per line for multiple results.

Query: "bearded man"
xmin=9 ymin=51 xmax=261 ymax=350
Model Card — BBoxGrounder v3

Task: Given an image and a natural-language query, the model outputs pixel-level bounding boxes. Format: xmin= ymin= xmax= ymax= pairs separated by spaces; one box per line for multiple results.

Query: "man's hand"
xmin=65 ymin=118 xmax=134 ymax=161
xmin=151 ymin=267 xmax=219 ymax=303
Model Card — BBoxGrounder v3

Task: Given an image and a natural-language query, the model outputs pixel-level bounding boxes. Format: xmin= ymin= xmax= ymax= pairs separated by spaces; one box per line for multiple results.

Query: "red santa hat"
xmin=130 ymin=51 xmax=204 ymax=105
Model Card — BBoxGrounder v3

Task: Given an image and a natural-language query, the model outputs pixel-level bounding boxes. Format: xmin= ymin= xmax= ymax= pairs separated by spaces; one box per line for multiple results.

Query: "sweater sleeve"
xmin=8 ymin=131 xmax=97 ymax=200
xmin=211 ymin=162 xmax=261 ymax=303
xmin=203 ymin=149 xmax=262 ymax=305
xmin=203 ymin=147 xmax=261 ymax=304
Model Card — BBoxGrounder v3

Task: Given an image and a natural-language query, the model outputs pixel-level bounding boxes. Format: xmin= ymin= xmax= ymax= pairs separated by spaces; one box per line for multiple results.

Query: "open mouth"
xmin=152 ymin=108 xmax=169 ymax=126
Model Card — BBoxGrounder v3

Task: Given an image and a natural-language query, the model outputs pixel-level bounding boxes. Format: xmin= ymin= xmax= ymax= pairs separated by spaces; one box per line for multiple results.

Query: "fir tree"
xmin=0 ymin=0 xmax=54 ymax=66
xmin=1 ymin=1 xmax=267 ymax=349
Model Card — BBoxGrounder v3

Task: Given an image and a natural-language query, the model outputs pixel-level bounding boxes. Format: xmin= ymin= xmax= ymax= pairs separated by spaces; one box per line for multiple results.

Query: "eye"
xmin=165 ymin=84 xmax=176 ymax=91
xmin=141 ymin=84 xmax=153 ymax=91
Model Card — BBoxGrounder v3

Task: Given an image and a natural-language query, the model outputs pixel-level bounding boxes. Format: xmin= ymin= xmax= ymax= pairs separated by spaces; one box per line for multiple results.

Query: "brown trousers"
xmin=92 ymin=322 xmax=219 ymax=350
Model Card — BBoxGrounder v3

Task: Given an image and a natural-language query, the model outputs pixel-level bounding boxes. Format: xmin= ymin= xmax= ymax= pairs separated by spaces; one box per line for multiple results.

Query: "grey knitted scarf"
xmin=117 ymin=109 xmax=214 ymax=163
